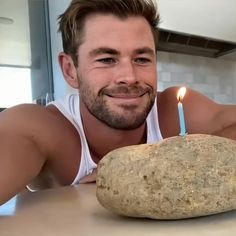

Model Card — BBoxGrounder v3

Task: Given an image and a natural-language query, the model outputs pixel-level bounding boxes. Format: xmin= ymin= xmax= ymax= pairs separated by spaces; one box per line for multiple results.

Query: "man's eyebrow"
xmin=134 ymin=47 xmax=156 ymax=56
xmin=88 ymin=47 xmax=156 ymax=58
xmin=89 ymin=47 xmax=120 ymax=58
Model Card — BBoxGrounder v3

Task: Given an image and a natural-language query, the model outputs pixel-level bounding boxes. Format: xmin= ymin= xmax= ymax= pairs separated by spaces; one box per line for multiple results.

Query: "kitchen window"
xmin=0 ymin=0 xmax=53 ymax=109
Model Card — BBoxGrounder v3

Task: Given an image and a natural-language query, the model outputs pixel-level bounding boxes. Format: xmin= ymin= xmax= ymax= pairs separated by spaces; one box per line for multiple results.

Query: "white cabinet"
xmin=156 ymin=0 xmax=236 ymax=42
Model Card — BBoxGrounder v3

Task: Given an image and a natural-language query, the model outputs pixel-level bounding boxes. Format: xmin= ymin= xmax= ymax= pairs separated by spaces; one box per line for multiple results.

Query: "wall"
xmin=157 ymin=51 xmax=236 ymax=104
xmin=48 ymin=0 xmax=72 ymax=100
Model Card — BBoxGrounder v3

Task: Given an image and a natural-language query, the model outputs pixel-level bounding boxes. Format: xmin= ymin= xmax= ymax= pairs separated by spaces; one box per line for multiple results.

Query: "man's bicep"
xmin=0 ymin=132 xmax=46 ymax=205
xmin=157 ymin=87 xmax=222 ymax=137
xmin=186 ymin=93 xmax=236 ymax=138
xmin=159 ymin=86 xmax=236 ymax=138
xmin=0 ymin=107 xmax=46 ymax=205
xmin=212 ymin=104 xmax=236 ymax=140
xmin=182 ymin=89 xmax=223 ymax=135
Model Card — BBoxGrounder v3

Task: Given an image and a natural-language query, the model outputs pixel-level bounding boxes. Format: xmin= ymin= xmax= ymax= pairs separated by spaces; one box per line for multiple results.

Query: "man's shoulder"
xmin=0 ymin=103 xmax=48 ymax=126
xmin=156 ymin=87 xmax=181 ymax=137
xmin=157 ymin=86 xmax=215 ymax=105
xmin=157 ymin=86 xmax=180 ymax=101
xmin=0 ymin=103 xmax=77 ymax=143
xmin=0 ymin=103 xmax=58 ymax=128
xmin=156 ymin=86 xmax=181 ymax=111
xmin=157 ymin=86 xmax=223 ymax=136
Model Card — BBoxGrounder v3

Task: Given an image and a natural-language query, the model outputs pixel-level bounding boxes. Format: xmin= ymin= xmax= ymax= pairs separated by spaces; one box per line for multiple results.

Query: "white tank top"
xmin=50 ymin=93 xmax=163 ymax=185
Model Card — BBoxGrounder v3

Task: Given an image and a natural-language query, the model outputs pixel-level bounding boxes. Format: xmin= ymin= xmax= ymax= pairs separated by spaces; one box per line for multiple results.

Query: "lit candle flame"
xmin=177 ymin=87 xmax=187 ymax=102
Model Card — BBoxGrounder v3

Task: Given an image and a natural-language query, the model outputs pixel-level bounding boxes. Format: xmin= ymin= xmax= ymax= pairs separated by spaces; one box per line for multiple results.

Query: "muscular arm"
xmin=0 ymin=105 xmax=48 ymax=205
xmin=212 ymin=104 xmax=236 ymax=140
xmin=0 ymin=103 xmax=83 ymax=205
xmin=158 ymin=87 xmax=236 ymax=140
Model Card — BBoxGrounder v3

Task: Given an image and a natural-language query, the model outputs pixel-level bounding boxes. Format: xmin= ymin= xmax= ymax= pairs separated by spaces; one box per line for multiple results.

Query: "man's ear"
xmin=58 ymin=52 xmax=79 ymax=89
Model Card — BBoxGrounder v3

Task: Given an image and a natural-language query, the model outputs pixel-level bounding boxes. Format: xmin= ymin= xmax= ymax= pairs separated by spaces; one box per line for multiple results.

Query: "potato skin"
xmin=96 ymin=134 xmax=236 ymax=219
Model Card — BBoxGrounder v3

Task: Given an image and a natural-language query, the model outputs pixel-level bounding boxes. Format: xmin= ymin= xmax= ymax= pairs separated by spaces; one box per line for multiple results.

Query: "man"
xmin=0 ymin=0 xmax=236 ymax=206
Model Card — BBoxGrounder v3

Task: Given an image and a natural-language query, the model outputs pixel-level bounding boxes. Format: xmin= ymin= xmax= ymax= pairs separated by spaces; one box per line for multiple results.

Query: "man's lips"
xmin=101 ymin=86 xmax=152 ymax=99
xmin=105 ymin=93 xmax=146 ymax=99
xmin=104 ymin=90 xmax=149 ymax=98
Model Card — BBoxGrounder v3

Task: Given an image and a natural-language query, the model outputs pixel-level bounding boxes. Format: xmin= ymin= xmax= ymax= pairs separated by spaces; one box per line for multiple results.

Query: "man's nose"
xmin=115 ymin=61 xmax=137 ymax=84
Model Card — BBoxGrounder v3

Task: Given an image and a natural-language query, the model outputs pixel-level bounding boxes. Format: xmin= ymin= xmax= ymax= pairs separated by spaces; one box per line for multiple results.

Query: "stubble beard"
xmin=79 ymin=82 xmax=156 ymax=130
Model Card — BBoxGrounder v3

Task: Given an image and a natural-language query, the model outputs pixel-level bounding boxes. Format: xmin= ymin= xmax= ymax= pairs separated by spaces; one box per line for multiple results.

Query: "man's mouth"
xmin=105 ymin=92 xmax=147 ymax=99
xmin=100 ymin=86 xmax=152 ymax=102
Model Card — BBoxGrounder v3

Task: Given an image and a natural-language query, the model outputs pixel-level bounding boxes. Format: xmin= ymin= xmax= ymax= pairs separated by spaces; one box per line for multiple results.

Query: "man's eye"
xmin=97 ymin=58 xmax=116 ymax=64
xmin=134 ymin=58 xmax=151 ymax=64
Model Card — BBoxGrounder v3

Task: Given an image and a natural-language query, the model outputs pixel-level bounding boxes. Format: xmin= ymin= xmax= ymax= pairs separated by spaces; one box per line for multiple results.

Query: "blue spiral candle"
xmin=177 ymin=87 xmax=187 ymax=136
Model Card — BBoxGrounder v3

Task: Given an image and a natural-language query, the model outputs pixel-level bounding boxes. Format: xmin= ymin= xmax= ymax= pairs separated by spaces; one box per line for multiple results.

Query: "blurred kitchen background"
xmin=0 ymin=0 xmax=236 ymax=109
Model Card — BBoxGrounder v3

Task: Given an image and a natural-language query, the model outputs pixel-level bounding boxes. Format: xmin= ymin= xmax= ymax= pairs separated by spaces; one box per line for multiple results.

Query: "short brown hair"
xmin=58 ymin=0 xmax=160 ymax=66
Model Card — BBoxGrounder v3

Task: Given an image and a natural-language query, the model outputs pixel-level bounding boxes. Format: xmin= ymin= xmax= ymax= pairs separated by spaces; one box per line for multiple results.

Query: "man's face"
xmin=76 ymin=14 xmax=157 ymax=130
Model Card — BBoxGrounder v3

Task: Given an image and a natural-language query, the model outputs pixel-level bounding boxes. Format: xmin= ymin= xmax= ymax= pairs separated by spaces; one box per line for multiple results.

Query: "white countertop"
xmin=1 ymin=184 xmax=236 ymax=236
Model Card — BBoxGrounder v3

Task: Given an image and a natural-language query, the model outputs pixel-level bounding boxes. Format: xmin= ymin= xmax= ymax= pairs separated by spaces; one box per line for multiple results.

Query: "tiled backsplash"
xmin=157 ymin=51 xmax=236 ymax=104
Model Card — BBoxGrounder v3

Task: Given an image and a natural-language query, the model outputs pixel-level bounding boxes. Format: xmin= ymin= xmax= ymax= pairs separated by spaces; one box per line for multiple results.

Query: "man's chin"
xmin=103 ymin=114 xmax=147 ymax=130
